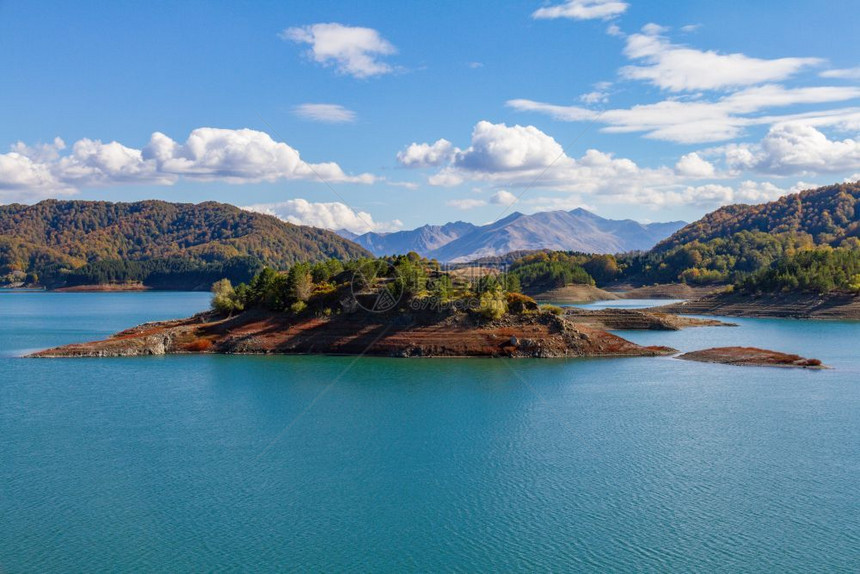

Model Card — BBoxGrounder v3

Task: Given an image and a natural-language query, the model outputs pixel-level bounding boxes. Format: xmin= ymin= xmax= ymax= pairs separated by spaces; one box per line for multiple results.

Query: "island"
xmin=29 ymin=255 xmax=715 ymax=360
xmin=678 ymin=347 xmax=826 ymax=369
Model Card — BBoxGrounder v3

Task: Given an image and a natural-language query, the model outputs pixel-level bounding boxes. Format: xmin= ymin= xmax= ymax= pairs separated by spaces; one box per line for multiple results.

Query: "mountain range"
xmin=341 ymin=208 xmax=686 ymax=262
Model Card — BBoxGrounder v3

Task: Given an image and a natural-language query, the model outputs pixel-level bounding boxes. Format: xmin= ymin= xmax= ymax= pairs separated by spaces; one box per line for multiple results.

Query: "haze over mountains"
xmin=341 ymin=208 xmax=686 ymax=262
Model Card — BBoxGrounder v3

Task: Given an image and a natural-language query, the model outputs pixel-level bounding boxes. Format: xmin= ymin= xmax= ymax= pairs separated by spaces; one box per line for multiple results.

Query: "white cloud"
xmin=11 ymin=137 xmax=66 ymax=162
xmin=621 ymin=25 xmax=823 ymax=92
xmin=454 ymin=121 xmax=565 ymax=172
xmin=142 ymin=128 xmax=373 ymax=184
xmin=59 ymin=139 xmax=172 ymax=186
xmin=407 ymin=121 xmax=676 ymax=198
xmin=675 ymin=152 xmax=715 ymax=178
xmin=397 ymin=120 xmax=821 ymax=211
xmin=446 ymin=198 xmax=486 ymax=210
xmin=821 ymin=67 xmax=860 ymax=80
xmin=0 ymin=127 xmax=374 ymax=202
xmin=606 ymin=23 xmax=624 ymax=37
xmin=446 ymin=190 xmax=520 ymax=210
xmin=508 ymin=85 xmax=860 ymax=143
xmin=680 ymin=24 xmax=701 ymax=33
xmin=0 ymin=152 xmax=74 ymax=202
xmin=293 ymin=103 xmax=357 ymax=123
xmin=396 ymin=139 xmax=455 ymax=168
xmin=532 ymin=0 xmax=629 ymax=21
xmin=243 ymin=198 xmax=400 ymax=234
xmin=724 ymin=123 xmax=860 ymax=175
xmin=490 ymin=190 xmax=518 ymax=205
xmin=580 ymin=90 xmax=610 ymax=104
xmin=616 ymin=180 xmax=789 ymax=209
xmin=281 ymin=23 xmax=397 ymax=78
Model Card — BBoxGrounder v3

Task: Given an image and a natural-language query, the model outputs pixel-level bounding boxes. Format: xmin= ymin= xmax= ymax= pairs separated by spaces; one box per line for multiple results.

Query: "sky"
xmin=2 ymin=0 xmax=860 ymax=233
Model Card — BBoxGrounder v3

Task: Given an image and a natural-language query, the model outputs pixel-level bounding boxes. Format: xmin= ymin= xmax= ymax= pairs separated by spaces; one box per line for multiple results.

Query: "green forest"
xmin=211 ymin=253 xmax=538 ymax=321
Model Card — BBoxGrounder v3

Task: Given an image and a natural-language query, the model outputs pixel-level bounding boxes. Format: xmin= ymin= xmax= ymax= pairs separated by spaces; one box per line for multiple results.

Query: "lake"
xmin=1 ymin=292 xmax=858 ymax=572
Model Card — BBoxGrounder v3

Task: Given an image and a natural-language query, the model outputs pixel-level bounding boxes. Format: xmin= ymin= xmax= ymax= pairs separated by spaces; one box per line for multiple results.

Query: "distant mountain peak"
xmin=347 ymin=208 xmax=686 ymax=262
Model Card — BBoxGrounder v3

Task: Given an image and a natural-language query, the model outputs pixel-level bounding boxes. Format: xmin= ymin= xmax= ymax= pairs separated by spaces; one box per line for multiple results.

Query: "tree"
xmin=479 ymin=289 xmax=507 ymax=320
xmin=211 ymin=279 xmax=243 ymax=314
xmin=286 ymin=262 xmax=314 ymax=303
xmin=429 ymin=274 xmax=453 ymax=301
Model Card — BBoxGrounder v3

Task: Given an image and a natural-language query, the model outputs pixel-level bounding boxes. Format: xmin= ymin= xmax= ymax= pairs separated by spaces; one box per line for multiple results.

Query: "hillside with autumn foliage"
xmin=0 ymin=200 xmax=370 ymax=289
xmin=657 ymin=182 xmax=860 ymax=250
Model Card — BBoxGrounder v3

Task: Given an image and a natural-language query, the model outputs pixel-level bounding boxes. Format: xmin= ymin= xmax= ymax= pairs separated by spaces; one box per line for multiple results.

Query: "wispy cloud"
xmin=820 ymin=67 xmax=860 ymax=80
xmin=293 ymin=103 xmax=357 ymax=123
xmin=532 ymin=0 xmax=628 ymax=21
xmin=621 ymin=24 xmax=823 ymax=92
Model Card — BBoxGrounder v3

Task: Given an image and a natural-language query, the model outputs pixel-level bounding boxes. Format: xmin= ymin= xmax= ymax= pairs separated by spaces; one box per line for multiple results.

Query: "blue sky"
xmin=2 ymin=0 xmax=859 ymax=232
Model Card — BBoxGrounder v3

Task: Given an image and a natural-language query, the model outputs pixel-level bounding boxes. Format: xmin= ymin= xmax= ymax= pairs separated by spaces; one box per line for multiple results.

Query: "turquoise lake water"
xmin=1 ymin=292 xmax=858 ymax=572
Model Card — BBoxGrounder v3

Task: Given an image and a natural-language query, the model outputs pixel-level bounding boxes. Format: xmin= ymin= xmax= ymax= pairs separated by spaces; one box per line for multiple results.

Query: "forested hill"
xmin=657 ymin=182 xmax=860 ymax=250
xmin=0 ymin=200 xmax=370 ymax=289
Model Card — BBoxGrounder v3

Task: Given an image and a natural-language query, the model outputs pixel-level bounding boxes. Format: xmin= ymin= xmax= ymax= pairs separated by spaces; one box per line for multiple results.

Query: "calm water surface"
xmin=1 ymin=292 xmax=858 ymax=572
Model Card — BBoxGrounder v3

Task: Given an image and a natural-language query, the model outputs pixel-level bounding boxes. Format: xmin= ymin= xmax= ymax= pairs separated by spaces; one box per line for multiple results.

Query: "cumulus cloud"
xmin=243 ymin=198 xmax=400 ymax=234
xmin=490 ymin=190 xmax=518 ymax=205
xmin=0 ymin=127 xmax=374 ymax=202
xmin=395 ymin=120 xmax=821 ymax=211
xmin=454 ymin=121 xmax=565 ymax=172
xmin=281 ymin=23 xmax=397 ymax=78
xmin=508 ymin=85 xmax=860 ymax=143
xmin=675 ymin=152 xmax=716 ymax=178
xmin=0 ymin=152 xmax=74 ymax=202
xmin=142 ymin=128 xmax=373 ymax=184
xmin=403 ymin=121 xmax=676 ymax=199
xmin=293 ymin=103 xmax=357 ymax=123
xmin=532 ymin=0 xmax=628 ymax=21
xmin=724 ymin=123 xmax=860 ymax=175
xmin=396 ymin=139 xmax=455 ymax=168
xmin=621 ymin=25 xmax=823 ymax=92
